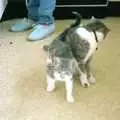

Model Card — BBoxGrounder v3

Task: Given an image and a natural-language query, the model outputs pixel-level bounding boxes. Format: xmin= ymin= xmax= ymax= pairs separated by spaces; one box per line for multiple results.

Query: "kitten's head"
xmin=47 ymin=56 xmax=74 ymax=79
xmin=87 ymin=17 xmax=110 ymax=42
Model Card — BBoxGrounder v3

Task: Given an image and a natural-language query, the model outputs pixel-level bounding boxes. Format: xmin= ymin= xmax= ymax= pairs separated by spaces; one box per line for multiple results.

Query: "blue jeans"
xmin=27 ymin=0 xmax=56 ymax=24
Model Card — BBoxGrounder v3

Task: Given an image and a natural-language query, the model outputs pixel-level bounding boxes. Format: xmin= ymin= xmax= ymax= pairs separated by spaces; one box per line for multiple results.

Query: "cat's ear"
xmin=89 ymin=16 xmax=96 ymax=22
xmin=90 ymin=16 xmax=96 ymax=21
xmin=91 ymin=16 xmax=95 ymax=20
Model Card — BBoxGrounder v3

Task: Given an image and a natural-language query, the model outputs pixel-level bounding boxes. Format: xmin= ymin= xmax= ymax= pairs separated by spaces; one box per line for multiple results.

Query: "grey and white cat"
xmin=43 ymin=12 xmax=110 ymax=103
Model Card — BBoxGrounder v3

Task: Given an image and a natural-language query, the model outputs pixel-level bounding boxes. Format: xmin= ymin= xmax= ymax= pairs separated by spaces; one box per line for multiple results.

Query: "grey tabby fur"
xmin=43 ymin=12 xmax=110 ymax=103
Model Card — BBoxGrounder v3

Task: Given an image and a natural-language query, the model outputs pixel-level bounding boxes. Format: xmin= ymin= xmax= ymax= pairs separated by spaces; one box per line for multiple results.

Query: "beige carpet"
xmin=0 ymin=18 xmax=120 ymax=120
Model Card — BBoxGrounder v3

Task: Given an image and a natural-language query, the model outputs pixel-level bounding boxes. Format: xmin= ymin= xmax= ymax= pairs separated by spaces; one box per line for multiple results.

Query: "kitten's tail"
xmin=63 ymin=11 xmax=82 ymax=33
xmin=42 ymin=11 xmax=82 ymax=50
xmin=70 ymin=11 xmax=82 ymax=28
xmin=59 ymin=11 xmax=82 ymax=42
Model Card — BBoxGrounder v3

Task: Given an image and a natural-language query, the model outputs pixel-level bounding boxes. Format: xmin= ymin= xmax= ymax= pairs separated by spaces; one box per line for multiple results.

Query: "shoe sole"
xmin=8 ymin=26 xmax=33 ymax=32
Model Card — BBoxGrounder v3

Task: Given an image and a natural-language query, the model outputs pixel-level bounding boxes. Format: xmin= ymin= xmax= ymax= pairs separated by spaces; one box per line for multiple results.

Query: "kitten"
xmin=43 ymin=12 xmax=110 ymax=103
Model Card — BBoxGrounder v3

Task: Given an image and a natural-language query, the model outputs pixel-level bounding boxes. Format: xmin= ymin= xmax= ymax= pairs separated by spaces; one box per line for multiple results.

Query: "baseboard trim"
xmin=1 ymin=2 xmax=120 ymax=21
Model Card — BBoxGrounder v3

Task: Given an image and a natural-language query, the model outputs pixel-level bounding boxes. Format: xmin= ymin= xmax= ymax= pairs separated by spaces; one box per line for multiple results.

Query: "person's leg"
xmin=37 ymin=0 xmax=56 ymax=24
xmin=10 ymin=0 xmax=39 ymax=32
xmin=28 ymin=0 xmax=56 ymax=41
xmin=10 ymin=0 xmax=56 ymax=40
xmin=27 ymin=0 xmax=40 ymax=21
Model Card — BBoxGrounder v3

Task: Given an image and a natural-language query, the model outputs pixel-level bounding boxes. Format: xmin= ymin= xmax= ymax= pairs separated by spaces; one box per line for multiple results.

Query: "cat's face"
xmin=88 ymin=17 xmax=110 ymax=40
xmin=46 ymin=56 xmax=74 ymax=80
xmin=90 ymin=17 xmax=110 ymax=38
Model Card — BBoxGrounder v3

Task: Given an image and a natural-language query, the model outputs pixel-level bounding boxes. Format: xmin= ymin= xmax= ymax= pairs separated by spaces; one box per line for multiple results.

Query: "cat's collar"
xmin=93 ymin=30 xmax=99 ymax=50
xmin=93 ymin=30 xmax=99 ymax=43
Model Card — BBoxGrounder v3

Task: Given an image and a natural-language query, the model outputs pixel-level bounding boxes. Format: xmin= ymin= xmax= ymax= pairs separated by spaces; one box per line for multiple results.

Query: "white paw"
xmin=80 ymin=73 xmax=90 ymax=88
xmin=47 ymin=86 xmax=55 ymax=92
xmin=67 ymin=96 xmax=74 ymax=103
xmin=89 ymin=75 xmax=96 ymax=84
xmin=81 ymin=81 xmax=90 ymax=88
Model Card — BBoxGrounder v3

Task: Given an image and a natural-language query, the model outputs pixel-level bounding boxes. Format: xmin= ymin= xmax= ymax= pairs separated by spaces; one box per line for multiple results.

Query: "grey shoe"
xmin=9 ymin=18 xmax=35 ymax=32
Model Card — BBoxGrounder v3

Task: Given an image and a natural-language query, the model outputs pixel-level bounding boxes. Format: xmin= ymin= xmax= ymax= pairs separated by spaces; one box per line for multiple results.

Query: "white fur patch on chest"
xmin=54 ymin=71 xmax=72 ymax=81
xmin=75 ymin=27 xmax=97 ymax=63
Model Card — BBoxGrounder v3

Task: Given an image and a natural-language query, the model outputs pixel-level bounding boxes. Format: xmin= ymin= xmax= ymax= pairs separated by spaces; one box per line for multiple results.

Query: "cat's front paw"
xmin=67 ymin=95 xmax=74 ymax=103
xmin=80 ymin=74 xmax=90 ymax=88
xmin=47 ymin=86 xmax=55 ymax=92
xmin=81 ymin=81 xmax=90 ymax=88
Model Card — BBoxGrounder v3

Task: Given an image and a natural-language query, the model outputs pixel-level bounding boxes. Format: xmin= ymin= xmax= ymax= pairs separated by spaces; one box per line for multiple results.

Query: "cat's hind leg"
xmin=46 ymin=75 xmax=56 ymax=92
xmin=65 ymin=78 xmax=74 ymax=103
